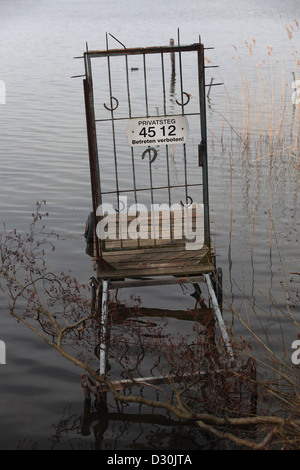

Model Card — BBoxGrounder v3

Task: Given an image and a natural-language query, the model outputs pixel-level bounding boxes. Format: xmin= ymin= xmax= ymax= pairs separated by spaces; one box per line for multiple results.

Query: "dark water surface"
xmin=0 ymin=0 xmax=299 ymax=450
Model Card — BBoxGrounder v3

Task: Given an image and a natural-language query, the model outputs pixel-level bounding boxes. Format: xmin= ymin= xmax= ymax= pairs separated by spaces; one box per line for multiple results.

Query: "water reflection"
xmin=43 ymin=292 xmax=256 ymax=450
xmin=43 ymin=401 xmax=207 ymax=450
xmin=75 ymin=402 xmax=203 ymax=450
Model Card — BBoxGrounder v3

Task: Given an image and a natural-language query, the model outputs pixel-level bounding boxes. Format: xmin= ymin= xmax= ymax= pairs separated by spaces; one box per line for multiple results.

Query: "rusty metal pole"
xmin=83 ymin=51 xmax=103 ymax=262
xmin=83 ymin=78 xmax=101 ymax=261
xmin=197 ymin=43 xmax=210 ymax=248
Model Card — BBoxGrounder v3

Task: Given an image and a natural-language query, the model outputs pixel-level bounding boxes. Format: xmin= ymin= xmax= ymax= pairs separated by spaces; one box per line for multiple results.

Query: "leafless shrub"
xmin=1 ymin=202 xmax=300 ymax=449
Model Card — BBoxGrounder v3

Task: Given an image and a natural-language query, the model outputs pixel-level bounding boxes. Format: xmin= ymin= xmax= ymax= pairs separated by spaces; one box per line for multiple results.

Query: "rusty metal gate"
xmin=79 ymin=34 xmax=234 ymax=382
xmin=82 ymin=33 xmax=217 ymax=273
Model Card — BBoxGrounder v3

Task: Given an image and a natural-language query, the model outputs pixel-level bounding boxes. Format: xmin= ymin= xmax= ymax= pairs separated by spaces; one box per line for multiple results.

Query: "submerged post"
xmin=204 ymin=274 xmax=234 ymax=365
xmin=170 ymin=38 xmax=175 ymax=74
xmin=99 ymin=280 xmax=109 ymax=376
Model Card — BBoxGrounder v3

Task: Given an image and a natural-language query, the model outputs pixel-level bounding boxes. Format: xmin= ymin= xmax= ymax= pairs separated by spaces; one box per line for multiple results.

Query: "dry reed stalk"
xmin=219 ymin=26 xmax=300 ymax=164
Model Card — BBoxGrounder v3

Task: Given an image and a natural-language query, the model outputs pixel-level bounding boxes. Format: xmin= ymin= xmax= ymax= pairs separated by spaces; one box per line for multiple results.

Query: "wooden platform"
xmin=93 ymin=206 xmax=214 ymax=279
xmin=96 ymin=244 xmax=213 ymax=279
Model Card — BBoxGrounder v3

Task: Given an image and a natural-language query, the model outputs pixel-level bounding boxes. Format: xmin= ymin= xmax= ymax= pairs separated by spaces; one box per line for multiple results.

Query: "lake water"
xmin=0 ymin=0 xmax=299 ymax=450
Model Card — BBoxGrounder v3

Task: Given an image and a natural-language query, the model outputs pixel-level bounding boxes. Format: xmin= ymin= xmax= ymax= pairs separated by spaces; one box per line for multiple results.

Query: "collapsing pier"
xmin=80 ymin=32 xmax=235 ymax=393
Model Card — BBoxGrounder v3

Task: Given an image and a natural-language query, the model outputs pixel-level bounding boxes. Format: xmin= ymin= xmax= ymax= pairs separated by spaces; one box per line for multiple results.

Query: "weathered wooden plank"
xmin=94 ymin=240 xmax=213 ymax=278
xmin=103 ymin=254 xmax=210 ymax=269
xmin=109 ymin=276 xmax=204 ymax=289
xmin=101 ymin=244 xmax=209 ymax=258
xmin=101 ymin=248 xmax=208 ymax=259
xmin=104 ymin=238 xmax=185 ymax=249
xmin=106 ymin=258 xmax=209 ymax=271
xmin=104 ymin=238 xmax=204 ymax=250
xmin=105 ymin=250 xmax=200 ymax=264
xmin=92 ymin=206 xmax=212 ymax=279
xmin=96 ymin=262 xmax=213 ymax=279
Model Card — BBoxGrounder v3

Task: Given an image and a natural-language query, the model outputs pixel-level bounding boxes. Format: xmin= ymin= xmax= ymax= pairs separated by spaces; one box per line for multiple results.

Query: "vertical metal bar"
xmin=161 ymin=52 xmax=167 ymax=116
xmin=165 ymin=146 xmax=173 ymax=244
xmin=149 ymin=159 xmax=156 ymax=245
xmin=177 ymin=31 xmax=188 ymax=205
xmin=125 ymin=56 xmax=137 ymax=204
xmin=125 ymin=55 xmax=132 ymax=119
xmin=161 ymin=52 xmax=173 ymax=242
xmin=183 ymin=144 xmax=188 ymax=205
xmin=197 ymin=43 xmax=210 ymax=247
xmin=177 ymin=29 xmax=185 ymax=117
xmin=143 ymin=54 xmax=149 ymax=117
xmin=130 ymin=149 xmax=138 ymax=206
xmin=105 ymin=45 xmax=123 ymax=247
xmin=125 ymin=54 xmax=139 ymax=247
xmin=131 ymin=146 xmax=140 ymax=249
xmin=143 ymin=51 xmax=153 ymax=244
xmin=143 ymin=53 xmax=155 ymax=244
xmin=106 ymin=53 xmax=120 ymax=213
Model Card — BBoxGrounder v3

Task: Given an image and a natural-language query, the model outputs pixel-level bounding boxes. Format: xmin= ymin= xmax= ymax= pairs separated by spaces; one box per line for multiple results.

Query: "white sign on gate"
xmin=126 ymin=115 xmax=189 ymax=147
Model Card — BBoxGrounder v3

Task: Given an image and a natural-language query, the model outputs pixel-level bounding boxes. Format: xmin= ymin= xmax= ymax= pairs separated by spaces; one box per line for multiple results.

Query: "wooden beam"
xmin=109 ymin=275 xmax=204 ymax=289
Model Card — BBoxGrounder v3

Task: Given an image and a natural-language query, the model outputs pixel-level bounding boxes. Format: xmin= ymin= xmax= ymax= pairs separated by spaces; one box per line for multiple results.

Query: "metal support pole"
xmin=204 ymin=274 xmax=234 ymax=365
xmin=198 ymin=44 xmax=210 ymax=247
xmin=99 ymin=280 xmax=109 ymax=376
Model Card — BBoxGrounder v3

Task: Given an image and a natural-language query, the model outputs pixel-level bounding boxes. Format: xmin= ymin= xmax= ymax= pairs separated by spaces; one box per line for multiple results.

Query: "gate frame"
xmin=81 ymin=36 xmax=235 ymax=387
xmin=83 ymin=40 xmax=211 ymax=259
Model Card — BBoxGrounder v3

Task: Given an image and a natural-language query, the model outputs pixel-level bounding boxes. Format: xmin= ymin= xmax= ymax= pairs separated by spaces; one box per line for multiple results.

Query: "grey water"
xmin=0 ymin=0 xmax=299 ymax=450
